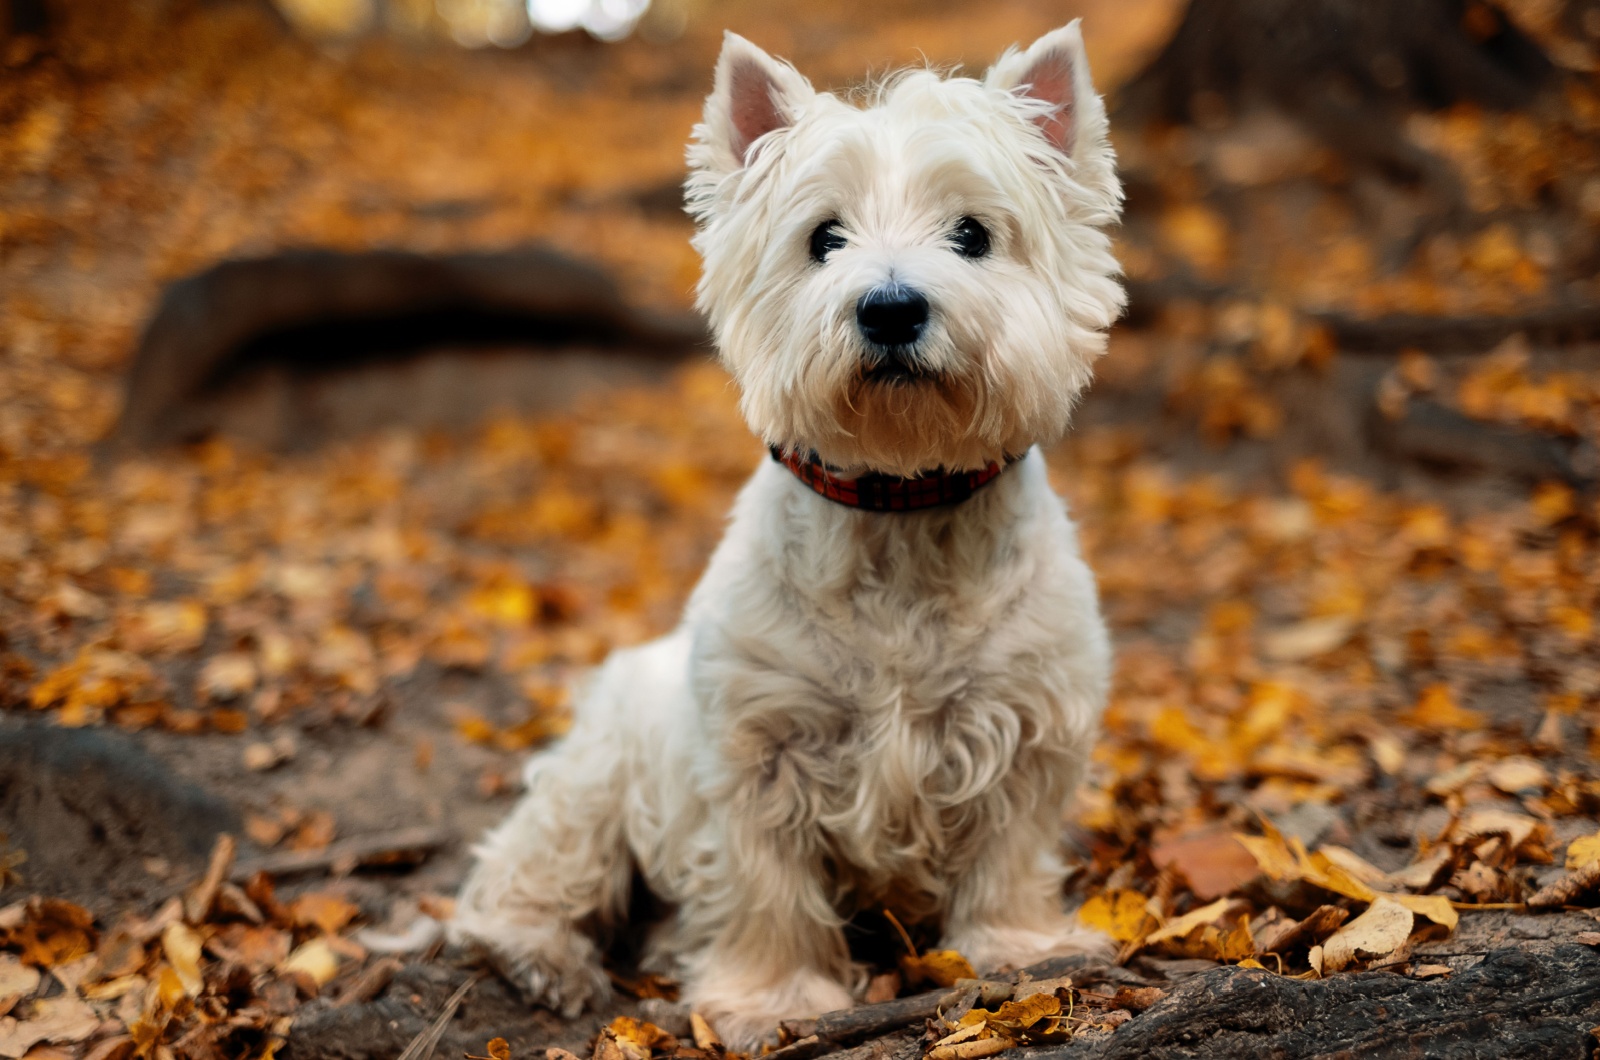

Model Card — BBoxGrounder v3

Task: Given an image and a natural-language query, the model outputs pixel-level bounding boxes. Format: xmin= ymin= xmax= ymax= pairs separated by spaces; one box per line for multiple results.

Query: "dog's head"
xmin=686 ymin=24 xmax=1124 ymax=477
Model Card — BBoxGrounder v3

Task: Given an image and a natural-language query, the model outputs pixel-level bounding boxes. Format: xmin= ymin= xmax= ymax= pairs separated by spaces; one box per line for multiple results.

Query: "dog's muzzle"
xmin=856 ymin=286 xmax=931 ymax=383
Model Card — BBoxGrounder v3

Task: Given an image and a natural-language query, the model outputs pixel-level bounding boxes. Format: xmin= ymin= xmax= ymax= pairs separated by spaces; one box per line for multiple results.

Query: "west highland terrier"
xmin=454 ymin=22 xmax=1124 ymax=1048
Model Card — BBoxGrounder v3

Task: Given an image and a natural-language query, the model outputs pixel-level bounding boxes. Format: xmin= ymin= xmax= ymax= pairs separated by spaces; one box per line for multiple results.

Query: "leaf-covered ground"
xmin=4 ymin=1 xmax=1600 ymax=1057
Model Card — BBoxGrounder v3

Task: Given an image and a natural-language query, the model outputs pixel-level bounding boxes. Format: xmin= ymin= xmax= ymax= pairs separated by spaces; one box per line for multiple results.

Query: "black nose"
xmin=856 ymin=287 xmax=929 ymax=347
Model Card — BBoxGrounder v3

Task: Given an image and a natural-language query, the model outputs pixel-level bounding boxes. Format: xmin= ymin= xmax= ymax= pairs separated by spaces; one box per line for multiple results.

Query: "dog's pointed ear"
xmin=985 ymin=20 xmax=1103 ymax=163
xmin=697 ymin=32 xmax=812 ymax=174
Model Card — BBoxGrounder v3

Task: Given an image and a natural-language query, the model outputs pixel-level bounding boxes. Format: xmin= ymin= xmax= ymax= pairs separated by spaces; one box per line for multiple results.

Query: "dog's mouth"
xmin=861 ymin=349 xmax=937 ymax=386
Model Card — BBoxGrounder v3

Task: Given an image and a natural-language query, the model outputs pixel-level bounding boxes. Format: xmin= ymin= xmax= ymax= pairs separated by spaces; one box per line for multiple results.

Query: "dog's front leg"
xmin=678 ymin=784 xmax=857 ymax=1049
xmin=452 ymin=663 xmax=641 ymax=1016
xmin=940 ymin=791 xmax=1112 ymax=973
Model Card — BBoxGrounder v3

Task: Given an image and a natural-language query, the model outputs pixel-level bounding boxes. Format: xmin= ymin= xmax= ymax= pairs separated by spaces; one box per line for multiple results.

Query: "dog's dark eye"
xmin=951 ymin=216 xmax=990 ymax=259
xmin=809 ymin=220 xmax=847 ymax=263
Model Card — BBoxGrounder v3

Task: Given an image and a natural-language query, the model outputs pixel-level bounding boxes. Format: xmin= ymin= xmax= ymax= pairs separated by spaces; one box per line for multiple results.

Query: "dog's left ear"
xmin=695 ymin=32 xmax=814 ymax=175
xmin=985 ymin=20 xmax=1106 ymax=166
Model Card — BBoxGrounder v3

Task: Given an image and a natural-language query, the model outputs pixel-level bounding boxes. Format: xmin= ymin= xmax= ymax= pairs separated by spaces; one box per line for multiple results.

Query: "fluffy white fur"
xmin=454 ymin=23 xmax=1125 ymax=1049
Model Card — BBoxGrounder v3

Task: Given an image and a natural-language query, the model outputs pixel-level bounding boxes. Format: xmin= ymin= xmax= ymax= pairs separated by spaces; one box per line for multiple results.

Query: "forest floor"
xmin=5 ymin=1 xmax=1600 ymax=1058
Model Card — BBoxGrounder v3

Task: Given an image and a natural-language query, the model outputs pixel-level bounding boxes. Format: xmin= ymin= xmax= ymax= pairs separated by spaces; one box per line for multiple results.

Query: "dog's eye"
xmin=951 ymin=217 xmax=991 ymax=259
xmin=809 ymin=220 xmax=847 ymax=263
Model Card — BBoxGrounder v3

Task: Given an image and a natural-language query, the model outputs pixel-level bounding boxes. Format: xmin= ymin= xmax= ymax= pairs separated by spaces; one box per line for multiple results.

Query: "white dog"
xmin=454 ymin=22 xmax=1124 ymax=1048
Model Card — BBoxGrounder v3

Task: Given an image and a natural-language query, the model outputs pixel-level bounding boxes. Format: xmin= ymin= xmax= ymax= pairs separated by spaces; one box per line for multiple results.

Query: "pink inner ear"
xmin=728 ymin=58 xmax=788 ymax=164
xmin=1018 ymin=53 xmax=1076 ymax=154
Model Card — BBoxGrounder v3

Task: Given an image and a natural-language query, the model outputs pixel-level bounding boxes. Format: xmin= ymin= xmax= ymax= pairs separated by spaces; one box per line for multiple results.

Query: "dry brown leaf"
xmin=0 ymin=996 xmax=99 ymax=1059
xmin=1261 ymin=615 xmax=1355 ymax=662
xmin=1486 ymin=756 xmax=1549 ymax=794
xmin=1150 ymin=826 xmax=1261 ymax=901
xmin=1321 ymin=897 xmax=1413 ymax=973
xmin=988 ymin=992 xmax=1061 ymax=1030
xmin=688 ymin=1012 xmax=722 ymax=1054
xmin=927 ymin=1034 xmax=1011 ymax=1060
xmin=1528 ymin=861 xmax=1600 ymax=908
xmin=289 ymin=892 xmax=360 ymax=935
xmin=603 ymin=1016 xmax=678 ymax=1060
xmin=6 ymin=899 xmax=96 ymax=968
xmin=0 ymin=958 xmax=39 ymax=1018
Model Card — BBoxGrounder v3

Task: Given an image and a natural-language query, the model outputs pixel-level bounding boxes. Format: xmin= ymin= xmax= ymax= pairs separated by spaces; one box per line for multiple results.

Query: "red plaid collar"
xmin=771 ymin=447 xmax=1015 ymax=512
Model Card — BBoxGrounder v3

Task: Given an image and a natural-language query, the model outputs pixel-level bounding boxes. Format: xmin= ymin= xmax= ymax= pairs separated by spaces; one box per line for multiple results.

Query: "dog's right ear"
xmin=695 ymin=32 xmax=812 ymax=175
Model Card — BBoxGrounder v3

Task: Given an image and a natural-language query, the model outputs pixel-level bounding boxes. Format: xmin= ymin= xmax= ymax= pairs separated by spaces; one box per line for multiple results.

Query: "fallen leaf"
xmin=289 ymin=893 xmax=360 ymax=935
xmin=1078 ymin=890 xmax=1157 ymax=943
xmin=603 ymin=1016 xmax=678 ymax=1060
xmin=0 ymin=958 xmax=39 ymax=1018
xmin=1388 ymin=893 xmax=1459 ymax=930
xmin=1145 ymin=898 xmax=1249 ymax=946
xmin=987 ymin=992 xmax=1061 ymax=1030
xmin=1486 ymin=756 xmax=1549 ymax=794
xmin=1261 ymin=615 xmax=1355 ymax=662
xmin=1566 ymin=832 xmax=1600 ymax=871
xmin=901 ymin=950 xmax=976 ymax=988
xmin=928 ymin=1038 xmax=1011 ymax=1060
xmin=161 ymin=922 xmax=203 ymax=998
xmin=1151 ymin=826 xmax=1261 ymax=900
xmin=0 ymin=996 xmax=99 ymax=1059
xmin=1321 ymin=897 xmax=1413 ymax=973
xmin=279 ymin=937 xmax=340 ymax=987
xmin=1257 ymin=906 xmax=1349 ymax=955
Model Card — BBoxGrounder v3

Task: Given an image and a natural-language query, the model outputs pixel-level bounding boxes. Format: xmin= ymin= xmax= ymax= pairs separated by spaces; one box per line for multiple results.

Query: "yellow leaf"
xmin=989 ymin=992 xmax=1061 ymax=1029
xmin=279 ymin=937 xmax=341 ymax=987
xmin=1078 ymin=890 xmax=1157 ymax=943
xmin=1217 ymin=915 xmax=1256 ymax=962
xmin=161 ymin=923 xmax=203 ymax=998
xmin=1403 ymin=684 xmax=1484 ymax=731
xmin=902 ymin=949 xmax=976 ymax=988
xmin=1234 ymin=824 xmax=1301 ymax=881
xmin=1145 ymin=897 xmax=1240 ymax=946
xmin=1388 ymin=893 xmax=1458 ymax=931
xmin=1566 ymin=832 xmax=1600 ymax=870
xmin=1316 ymin=845 xmax=1391 ymax=887
xmin=605 ymin=1016 xmax=678 ymax=1057
xmin=289 ymin=892 xmax=361 ymax=935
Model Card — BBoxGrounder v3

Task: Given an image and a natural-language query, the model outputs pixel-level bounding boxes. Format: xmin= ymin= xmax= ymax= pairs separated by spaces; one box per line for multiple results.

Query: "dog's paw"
xmin=943 ymin=918 xmax=1115 ymax=974
xmin=449 ymin=912 xmax=612 ymax=1017
xmin=689 ymin=970 xmax=855 ymax=1052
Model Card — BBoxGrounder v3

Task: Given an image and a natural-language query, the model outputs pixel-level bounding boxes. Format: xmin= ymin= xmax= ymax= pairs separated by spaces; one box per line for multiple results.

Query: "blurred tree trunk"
xmin=1119 ymin=0 xmax=1554 ymax=184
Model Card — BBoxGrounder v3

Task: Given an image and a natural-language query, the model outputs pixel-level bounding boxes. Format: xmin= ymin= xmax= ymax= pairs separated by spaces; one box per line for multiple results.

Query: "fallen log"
xmin=231 ymin=825 xmax=451 ymax=882
xmin=1026 ymin=943 xmax=1600 ymax=1059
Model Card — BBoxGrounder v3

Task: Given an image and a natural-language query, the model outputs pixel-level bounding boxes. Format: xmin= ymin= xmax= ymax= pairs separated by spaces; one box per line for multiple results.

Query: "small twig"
xmin=1367 ymin=950 xmax=1490 ymax=973
xmin=396 ymin=971 xmax=483 ymax=1060
xmin=184 ymin=833 xmax=235 ymax=923
xmin=779 ymin=955 xmax=1111 ymax=1047
xmin=883 ymin=909 xmax=917 ymax=959
xmin=230 ymin=825 xmax=452 ymax=882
